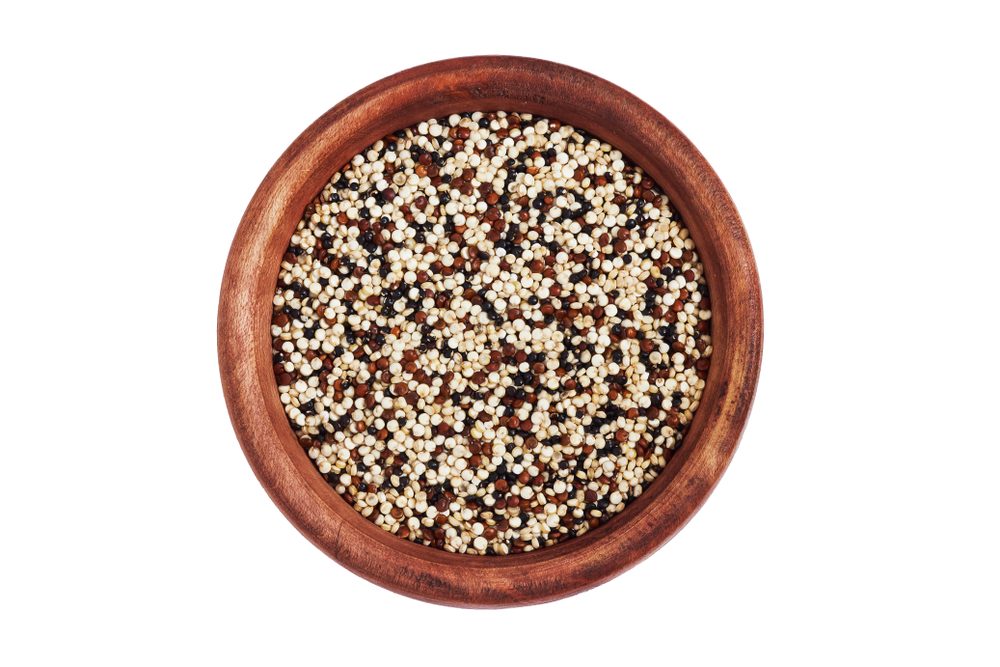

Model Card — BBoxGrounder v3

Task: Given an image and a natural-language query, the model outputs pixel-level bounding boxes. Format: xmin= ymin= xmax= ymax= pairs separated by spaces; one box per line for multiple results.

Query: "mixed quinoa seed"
xmin=271 ymin=111 xmax=712 ymax=555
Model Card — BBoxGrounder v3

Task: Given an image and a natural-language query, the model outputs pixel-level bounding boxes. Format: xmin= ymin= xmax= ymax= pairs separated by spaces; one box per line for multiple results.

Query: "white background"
xmin=2 ymin=1 xmax=998 ymax=664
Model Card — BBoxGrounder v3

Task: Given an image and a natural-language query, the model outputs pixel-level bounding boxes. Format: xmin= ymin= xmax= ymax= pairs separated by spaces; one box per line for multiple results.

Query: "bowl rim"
xmin=218 ymin=55 xmax=762 ymax=607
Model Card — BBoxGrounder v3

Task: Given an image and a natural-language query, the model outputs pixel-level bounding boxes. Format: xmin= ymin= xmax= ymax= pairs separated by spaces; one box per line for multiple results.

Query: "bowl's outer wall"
xmin=218 ymin=56 xmax=763 ymax=607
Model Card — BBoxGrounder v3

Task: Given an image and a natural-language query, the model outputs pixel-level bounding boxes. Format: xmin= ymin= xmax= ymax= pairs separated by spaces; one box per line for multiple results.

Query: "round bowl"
xmin=218 ymin=55 xmax=762 ymax=607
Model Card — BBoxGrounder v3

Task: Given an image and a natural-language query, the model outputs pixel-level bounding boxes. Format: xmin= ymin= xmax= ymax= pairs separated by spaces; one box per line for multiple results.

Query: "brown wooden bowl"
xmin=218 ymin=56 xmax=762 ymax=607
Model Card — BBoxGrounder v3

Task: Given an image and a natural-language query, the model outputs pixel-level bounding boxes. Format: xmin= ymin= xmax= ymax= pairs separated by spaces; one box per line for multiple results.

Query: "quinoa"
xmin=270 ymin=112 xmax=712 ymax=555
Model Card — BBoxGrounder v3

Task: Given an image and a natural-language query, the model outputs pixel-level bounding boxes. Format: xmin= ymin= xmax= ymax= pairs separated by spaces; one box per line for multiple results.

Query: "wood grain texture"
xmin=218 ymin=56 xmax=763 ymax=607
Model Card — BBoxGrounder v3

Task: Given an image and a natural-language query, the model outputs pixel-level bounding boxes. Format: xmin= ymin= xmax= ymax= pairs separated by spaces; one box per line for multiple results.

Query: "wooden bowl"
xmin=218 ymin=56 xmax=762 ymax=607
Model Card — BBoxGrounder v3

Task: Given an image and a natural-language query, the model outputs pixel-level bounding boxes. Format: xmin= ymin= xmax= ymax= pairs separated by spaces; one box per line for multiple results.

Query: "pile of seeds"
xmin=271 ymin=112 xmax=712 ymax=555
